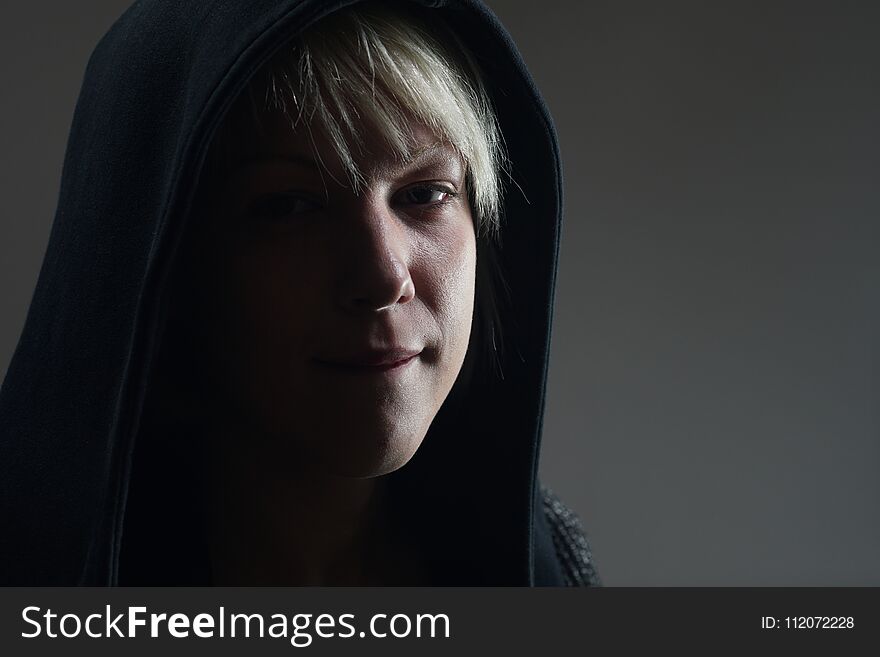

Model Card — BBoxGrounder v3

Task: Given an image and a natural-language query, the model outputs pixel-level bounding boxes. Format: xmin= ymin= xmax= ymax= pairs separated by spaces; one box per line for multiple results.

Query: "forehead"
xmin=233 ymin=106 xmax=460 ymax=179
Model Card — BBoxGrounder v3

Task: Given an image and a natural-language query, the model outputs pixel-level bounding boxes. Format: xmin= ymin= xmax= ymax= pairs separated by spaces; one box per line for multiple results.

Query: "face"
xmin=181 ymin=109 xmax=477 ymax=479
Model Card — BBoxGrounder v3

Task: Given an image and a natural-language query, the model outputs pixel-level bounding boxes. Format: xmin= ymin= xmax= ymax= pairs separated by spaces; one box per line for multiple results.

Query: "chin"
xmin=313 ymin=422 xmax=427 ymax=479
xmin=254 ymin=387 xmax=438 ymax=478
xmin=266 ymin=389 xmax=436 ymax=479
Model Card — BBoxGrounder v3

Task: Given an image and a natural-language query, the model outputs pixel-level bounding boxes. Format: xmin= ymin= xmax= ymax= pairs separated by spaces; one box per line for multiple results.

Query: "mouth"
xmin=313 ymin=348 xmax=422 ymax=374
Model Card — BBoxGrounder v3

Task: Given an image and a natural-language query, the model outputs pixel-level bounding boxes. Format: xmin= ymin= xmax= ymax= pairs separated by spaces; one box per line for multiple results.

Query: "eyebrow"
xmin=407 ymin=140 xmax=453 ymax=161
xmin=382 ymin=141 xmax=463 ymax=176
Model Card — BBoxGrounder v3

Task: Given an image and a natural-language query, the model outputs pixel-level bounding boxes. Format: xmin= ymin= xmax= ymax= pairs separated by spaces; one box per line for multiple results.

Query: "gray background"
xmin=1 ymin=1 xmax=878 ymax=585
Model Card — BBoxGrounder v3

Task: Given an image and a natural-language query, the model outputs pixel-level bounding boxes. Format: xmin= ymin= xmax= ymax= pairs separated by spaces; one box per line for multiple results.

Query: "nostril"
xmin=341 ymin=259 xmax=415 ymax=312
xmin=395 ymin=276 xmax=416 ymax=306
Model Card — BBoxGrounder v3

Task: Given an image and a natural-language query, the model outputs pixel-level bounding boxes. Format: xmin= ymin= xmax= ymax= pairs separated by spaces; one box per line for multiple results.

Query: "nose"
xmin=336 ymin=204 xmax=415 ymax=313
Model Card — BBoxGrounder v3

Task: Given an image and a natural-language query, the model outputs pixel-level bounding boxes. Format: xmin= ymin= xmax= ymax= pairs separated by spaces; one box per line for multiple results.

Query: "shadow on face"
xmin=169 ymin=110 xmax=478 ymax=480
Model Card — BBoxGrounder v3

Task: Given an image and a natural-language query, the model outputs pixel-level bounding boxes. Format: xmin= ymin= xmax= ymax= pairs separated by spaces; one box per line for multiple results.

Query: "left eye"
xmin=398 ymin=186 xmax=455 ymax=205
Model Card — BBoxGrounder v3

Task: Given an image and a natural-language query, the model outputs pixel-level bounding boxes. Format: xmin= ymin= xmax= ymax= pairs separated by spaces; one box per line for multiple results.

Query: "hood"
xmin=0 ymin=0 xmax=565 ymax=585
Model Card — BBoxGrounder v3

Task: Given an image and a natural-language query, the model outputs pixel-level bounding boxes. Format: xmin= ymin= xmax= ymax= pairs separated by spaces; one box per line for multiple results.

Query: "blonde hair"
xmin=211 ymin=1 xmax=505 ymax=239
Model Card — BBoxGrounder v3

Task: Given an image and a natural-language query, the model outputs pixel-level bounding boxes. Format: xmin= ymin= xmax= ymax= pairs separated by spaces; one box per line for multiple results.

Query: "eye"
xmin=247 ymin=192 xmax=322 ymax=219
xmin=396 ymin=184 xmax=458 ymax=206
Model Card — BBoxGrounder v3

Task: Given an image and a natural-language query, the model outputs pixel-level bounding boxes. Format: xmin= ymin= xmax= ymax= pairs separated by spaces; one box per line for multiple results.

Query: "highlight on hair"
xmin=210 ymin=1 xmax=506 ymax=239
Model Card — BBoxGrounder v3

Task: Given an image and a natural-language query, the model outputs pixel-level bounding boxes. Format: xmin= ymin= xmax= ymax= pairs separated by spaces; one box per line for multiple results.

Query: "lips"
xmin=314 ymin=347 xmax=422 ymax=371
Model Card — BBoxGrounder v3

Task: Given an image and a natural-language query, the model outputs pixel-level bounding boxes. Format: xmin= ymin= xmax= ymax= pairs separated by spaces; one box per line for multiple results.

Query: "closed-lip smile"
xmin=314 ymin=347 xmax=422 ymax=372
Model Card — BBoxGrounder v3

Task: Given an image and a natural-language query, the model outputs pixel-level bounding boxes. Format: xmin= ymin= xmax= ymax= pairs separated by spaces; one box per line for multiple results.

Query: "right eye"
xmin=247 ymin=192 xmax=321 ymax=219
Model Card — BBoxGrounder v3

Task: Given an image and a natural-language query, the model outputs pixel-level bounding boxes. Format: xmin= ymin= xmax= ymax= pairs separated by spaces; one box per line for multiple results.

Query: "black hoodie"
xmin=0 ymin=0 xmax=599 ymax=586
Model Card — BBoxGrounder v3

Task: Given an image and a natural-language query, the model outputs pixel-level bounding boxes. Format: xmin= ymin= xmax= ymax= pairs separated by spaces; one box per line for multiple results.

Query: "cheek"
xmin=224 ymin=246 xmax=313 ymax=343
xmin=415 ymin=217 xmax=477 ymax=367
xmin=192 ymin=233 xmax=323 ymax=415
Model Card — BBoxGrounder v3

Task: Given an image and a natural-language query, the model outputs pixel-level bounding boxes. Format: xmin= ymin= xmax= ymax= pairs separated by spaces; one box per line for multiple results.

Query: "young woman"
xmin=0 ymin=0 xmax=599 ymax=586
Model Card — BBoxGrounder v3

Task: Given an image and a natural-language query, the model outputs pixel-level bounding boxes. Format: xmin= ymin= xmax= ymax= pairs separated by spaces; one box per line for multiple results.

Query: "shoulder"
xmin=540 ymin=484 xmax=602 ymax=586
